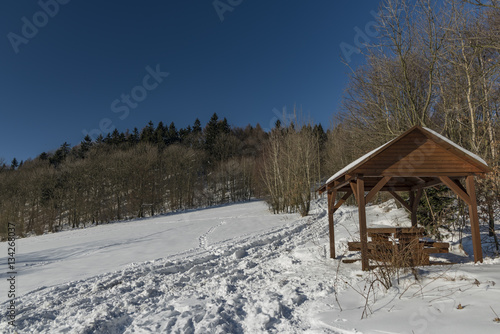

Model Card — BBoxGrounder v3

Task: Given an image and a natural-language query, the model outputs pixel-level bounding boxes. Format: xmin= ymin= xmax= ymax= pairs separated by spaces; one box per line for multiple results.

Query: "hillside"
xmin=1 ymin=199 xmax=500 ymax=333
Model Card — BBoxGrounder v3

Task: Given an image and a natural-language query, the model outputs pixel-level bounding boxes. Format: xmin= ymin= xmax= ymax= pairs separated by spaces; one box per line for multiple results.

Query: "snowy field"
xmin=1 ymin=198 xmax=500 ymax=333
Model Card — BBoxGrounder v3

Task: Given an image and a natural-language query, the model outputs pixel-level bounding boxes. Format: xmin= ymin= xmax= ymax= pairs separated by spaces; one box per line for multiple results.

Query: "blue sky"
xmin=0 ymin=0 xmax=381 ymax=164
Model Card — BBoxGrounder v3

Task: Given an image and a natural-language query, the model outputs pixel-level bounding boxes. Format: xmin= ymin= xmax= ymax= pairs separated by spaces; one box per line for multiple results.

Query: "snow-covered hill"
xmin=1 ymin=199 xmax=499 ymax=333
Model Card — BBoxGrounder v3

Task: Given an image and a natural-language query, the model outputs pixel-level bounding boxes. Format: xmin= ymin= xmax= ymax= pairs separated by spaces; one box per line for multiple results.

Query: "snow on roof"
xmin=325 ymin=127 xmax=488 ymax=185
xmin=422 ymin=127 xmax=488 ymax=166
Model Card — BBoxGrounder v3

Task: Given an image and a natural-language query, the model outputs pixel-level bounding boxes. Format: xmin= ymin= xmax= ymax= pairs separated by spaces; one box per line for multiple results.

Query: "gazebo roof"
xmin=319 ymin=125 xmax=492 ymax=269
xmin=318 ymin=126 xmax=491 ymax=194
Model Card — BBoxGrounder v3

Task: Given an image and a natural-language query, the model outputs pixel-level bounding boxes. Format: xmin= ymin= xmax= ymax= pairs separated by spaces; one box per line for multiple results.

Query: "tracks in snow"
xmin=198 ymin=220 xmax=227 ymax=250
xmin=2 ymin=202 xmax=350 ymax=333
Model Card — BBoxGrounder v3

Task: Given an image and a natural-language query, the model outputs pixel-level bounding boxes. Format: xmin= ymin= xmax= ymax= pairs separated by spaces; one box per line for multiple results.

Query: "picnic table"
xmin=347 ymin=225 xmax=449 ymax=266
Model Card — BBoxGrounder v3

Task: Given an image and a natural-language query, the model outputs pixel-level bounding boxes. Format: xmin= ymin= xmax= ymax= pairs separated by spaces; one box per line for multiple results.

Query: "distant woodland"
xmin=1 ymin=0 xmax=499 ymax=240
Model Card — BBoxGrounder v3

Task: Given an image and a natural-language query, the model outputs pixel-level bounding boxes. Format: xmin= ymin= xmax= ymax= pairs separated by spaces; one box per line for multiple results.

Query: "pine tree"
xmin=104 ymin=133 xmax=112 ymax=144
xmin=179 ymin=125 xmax=192 ymax=143
xmin=78 ymin=135 xmax=93 ymax=158
xmin=60 ymin=142 xmax=71 ymax=156
xmin=204 ymin=113 xmax=220 ymax=156
xmin=111 ymin=129 xmax=121 ymax=145
xmin=10 ymin=158 xmax=18 ymax=170
xmin=218 ymin=117 xmax=230 ymax=135
xmin=275 ymin=119 xmax=281 ymax=129
xmin=313 ymin=124 xmax=327 ymax=149
xmin=167 ymin=122 xmax=178 ymax=145
xmin=155 ymin=121 xmax=166 ymax=145
xmin=141 ymin=121 xmax=155 ymax=143
xmin=96 ymin=134 xmax=104 ymax=144
xmin=193 ymin=118 xmax=202 ymax=134
xmin=49 ymin=142 xmax=71 ymax=167
xmin=129 ymin=127 xmax=140 ymax=145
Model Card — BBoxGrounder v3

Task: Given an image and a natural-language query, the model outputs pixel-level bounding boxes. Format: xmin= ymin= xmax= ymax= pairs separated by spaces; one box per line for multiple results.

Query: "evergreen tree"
xmin=60 ymin=142 xmax=71 ymax=155
xmin=82 ymin=135 xmax=93 ymax=151
xmin=192 ymin=118 xmax=202 ymax=134
xmin=10 ymin=158 xmax=18 ymax=170
xmin=141 ymin=121 xmax=155 ymax=143
xmin=313 ymin=124 xmax=327 ymax=149
xmin=154 ymin=121 xmax=166 ymax=145
xmin=49 ymin=142 xmax=71 ymax=167
xmin=204 ymin=113 xmax=220 ymax=156
xmin=104 ymin=133 xmax=112 ymax=144
xmin=275 ymin=119 xmax=281 ymax=129
xmin=167 ymin=122 xmax=178 ymax=145
xmin=78 ymin=135 xmax=93 ymax=158
xmin=119 ymin=131 xmax=126 ymax=144
xmin=218 ymin=117 xmax=231 ymax=135
xmin=416 ymin=187 xmax=455 ymax=240
xmin=179 ymin=125 xmax=192 ymax=143
xmin=129 ymin=127 xmax=140 ymax=145
xmin=111 ymin=129 xmax=121 ymax=145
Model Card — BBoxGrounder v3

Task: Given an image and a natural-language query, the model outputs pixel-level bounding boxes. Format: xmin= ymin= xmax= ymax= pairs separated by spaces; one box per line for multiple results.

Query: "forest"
xmin=1 ymin=0 xmax=499 ymax=240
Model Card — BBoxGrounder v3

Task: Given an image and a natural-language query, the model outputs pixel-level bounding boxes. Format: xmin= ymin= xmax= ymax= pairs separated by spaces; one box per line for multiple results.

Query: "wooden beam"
xmin=318 ymin=174 xmax=356 ymax=194
xmin=327 ymin=189 xmax=337 ymax=259
xmin=332 ymin=189 xmax=352 ymax=214
xmin=466 ymin=175 xmax=483 ymax=263
xmin=452 ymin=178 xmax=468 ymax=194
xmin=439 ymin=176 xmax=471 ymax=205
xmin=356 ymin=176 xmax=369 ymax=271
xmin=389 ymin=191 xmax=411 ymax=211
xmin=365 ymin=176 xmax=391 ymax=203
xmin=331 ymin=175 xmax=356 ymax=191
xmin=410 ymin=178 xmax=443 ymax=191
xmin=381 ymin=186 xmax=413 ymax=192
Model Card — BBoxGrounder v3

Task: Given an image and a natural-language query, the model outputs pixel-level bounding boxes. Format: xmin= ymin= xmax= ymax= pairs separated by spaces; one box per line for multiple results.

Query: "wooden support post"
xmin=466 ymin=175 xmax=483 ymax=263
xmin=409 ymin=189 xmax=423 ymax=227
xmin=350 ymin=181 xmax=358 ymax=203
xmin=327 ymin=189 xmax=337 ymax=259
xmin=357 ymin=176 xmax=369 ymax=271
xmin=409 ymin=191 xmax=416 ymax=226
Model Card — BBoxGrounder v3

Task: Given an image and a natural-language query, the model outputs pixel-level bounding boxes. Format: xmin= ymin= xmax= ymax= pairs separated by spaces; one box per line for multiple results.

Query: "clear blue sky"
xmin=0 ymin=0 xmax=381 ymax=164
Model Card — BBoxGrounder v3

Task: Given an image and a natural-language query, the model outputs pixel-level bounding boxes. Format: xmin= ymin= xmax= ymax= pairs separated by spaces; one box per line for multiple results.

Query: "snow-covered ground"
xmin=1 ymin=198 xmax=499 ymax=333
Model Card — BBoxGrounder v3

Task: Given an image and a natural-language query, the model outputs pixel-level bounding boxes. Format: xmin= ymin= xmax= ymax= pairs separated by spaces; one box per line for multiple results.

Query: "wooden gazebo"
xmin=318 ymin=126 xmax=492 ymax=270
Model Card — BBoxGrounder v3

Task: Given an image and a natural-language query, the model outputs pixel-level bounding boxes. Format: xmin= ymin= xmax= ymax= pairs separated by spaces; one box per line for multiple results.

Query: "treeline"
xmin=0 ymin=113 xmax=327 ymax=238
xmin=2 ymin=0 xmax=499 ymax=240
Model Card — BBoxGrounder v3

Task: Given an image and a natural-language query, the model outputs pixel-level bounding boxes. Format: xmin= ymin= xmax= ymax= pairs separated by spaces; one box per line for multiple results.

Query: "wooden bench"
xmin=347 ymin=226 xmax=449 ymax=266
